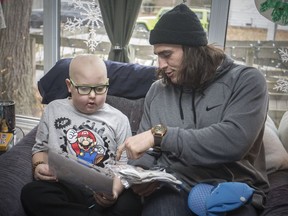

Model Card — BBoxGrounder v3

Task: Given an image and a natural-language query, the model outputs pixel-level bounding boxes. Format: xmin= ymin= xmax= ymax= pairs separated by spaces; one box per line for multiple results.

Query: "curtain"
xmin=99 ymin=0 xmax=142 ymax=63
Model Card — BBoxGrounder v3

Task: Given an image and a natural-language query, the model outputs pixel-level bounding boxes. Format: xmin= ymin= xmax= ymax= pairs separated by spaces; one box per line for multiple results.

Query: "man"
xmin=117 ymin=4 xmax=269 ymax=216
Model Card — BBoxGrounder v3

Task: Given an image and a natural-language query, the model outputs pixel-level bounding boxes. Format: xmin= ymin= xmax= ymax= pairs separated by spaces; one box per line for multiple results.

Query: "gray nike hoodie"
xmin=138 ymin=55 xmax=269 ymax=209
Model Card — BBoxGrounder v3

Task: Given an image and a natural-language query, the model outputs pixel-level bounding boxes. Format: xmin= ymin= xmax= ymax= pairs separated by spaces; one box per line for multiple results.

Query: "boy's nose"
xmin=88 ymin=88 xmax=97 ymax=97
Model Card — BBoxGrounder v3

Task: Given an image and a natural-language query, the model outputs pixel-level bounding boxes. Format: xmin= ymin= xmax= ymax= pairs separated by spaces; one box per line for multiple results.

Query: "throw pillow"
xmin=278 ymin=111 xmax=288 ymax=153
xmin=264 ymin=115 xmax=288 ymax=174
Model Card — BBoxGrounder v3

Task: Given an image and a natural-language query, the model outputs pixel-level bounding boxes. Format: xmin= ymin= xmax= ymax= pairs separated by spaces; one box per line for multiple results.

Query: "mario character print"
xmin=54 ymin=117 xmax=113 ymax=168
xmin=67 ymin=128 xmax=107 ymax=165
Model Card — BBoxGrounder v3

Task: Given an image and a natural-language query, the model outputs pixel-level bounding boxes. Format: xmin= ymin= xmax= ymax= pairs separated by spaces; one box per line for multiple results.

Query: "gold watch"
xmin=151 ymin=124 xmax=167 ymax=150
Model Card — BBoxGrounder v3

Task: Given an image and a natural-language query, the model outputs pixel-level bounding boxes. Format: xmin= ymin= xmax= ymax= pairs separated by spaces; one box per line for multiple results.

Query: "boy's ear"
xmin=65 ymin=78 xmax=72 ymax=93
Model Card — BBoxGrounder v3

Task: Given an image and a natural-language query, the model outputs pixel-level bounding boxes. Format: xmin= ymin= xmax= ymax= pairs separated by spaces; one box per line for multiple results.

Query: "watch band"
xmin=154 ymin=135 xmax=162 ymax=149
xmin=151 ymin=124 xmax=167 ymax=151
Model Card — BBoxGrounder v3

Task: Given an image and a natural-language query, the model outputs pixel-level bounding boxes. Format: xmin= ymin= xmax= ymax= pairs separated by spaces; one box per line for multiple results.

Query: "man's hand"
xmin=34 ymin=163 xmax=57 ymax=181
xmin=116 ymin=130 xmax=154 ymax=160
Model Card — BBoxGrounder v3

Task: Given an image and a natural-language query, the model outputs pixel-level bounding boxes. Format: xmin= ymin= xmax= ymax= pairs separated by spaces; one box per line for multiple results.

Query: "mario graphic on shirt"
xmin=66 ymin=128 xmax=106 ymax=165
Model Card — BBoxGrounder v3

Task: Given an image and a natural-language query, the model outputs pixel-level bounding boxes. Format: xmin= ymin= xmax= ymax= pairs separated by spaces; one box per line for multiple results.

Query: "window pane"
xmin=58 ymin=0 xmax=212 ymax=66
xmin=60 ymin=0 xmax=109 ymax=59
xmin=226 ymin=0 xmax=288 ymax=126
xmin=134 ymin=0 xmax=211 ymax=65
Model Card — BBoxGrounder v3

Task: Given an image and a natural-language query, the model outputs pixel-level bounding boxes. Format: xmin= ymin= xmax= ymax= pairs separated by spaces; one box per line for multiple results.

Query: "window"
xmin=18 ymin=0 xmax=209 ymax=132
xmin=23 ymin=0 xmax=214 ymax=132
xmin=225 ymin=0 xmax=288 ymax=126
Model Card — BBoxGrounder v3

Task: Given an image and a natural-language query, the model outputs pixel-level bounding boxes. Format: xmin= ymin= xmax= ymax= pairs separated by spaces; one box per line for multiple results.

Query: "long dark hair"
xmin=157 ymin=45 xmax=225 ymax=90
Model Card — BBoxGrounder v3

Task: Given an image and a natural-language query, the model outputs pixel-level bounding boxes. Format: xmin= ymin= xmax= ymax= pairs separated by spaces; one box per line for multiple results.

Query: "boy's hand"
xmin=94 ymin=192 xmax=117 ymax=207
xmin=132 ymin=181 xmax=160 ymax=197
xmin=34 ymin=163 xmax=57 ymax=181
xmin=94 ymin=176 xmax=124 ymax=207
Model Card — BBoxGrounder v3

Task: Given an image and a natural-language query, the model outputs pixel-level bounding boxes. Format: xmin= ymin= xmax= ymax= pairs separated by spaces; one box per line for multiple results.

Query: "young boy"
xmin=21 ymin=54 xmax=142 ymax=216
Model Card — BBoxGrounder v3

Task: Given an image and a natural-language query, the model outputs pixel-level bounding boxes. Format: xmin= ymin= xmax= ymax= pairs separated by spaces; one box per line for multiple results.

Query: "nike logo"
xmin=206 ymin=104 xmax=222 ymax=111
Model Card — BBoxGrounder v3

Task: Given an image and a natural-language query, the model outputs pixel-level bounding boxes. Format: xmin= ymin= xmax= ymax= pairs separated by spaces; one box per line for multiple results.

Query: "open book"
xmin=48 ymin=150 xmax=114 ymax=194
xmin=109 ymin=164 xmax=182 ymax=188
xmin=48 ymin=150 xmax=182 ymax=194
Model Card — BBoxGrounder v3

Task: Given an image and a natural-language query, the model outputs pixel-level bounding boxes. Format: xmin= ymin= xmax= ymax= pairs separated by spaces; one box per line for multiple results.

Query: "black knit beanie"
xmin=149 ymin=4 xmax=208 ymax=47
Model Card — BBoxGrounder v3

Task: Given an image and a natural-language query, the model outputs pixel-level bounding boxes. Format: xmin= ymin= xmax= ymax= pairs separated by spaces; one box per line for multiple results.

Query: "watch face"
xmin=152 ymin=124 xmax=167 ymax=148
xmin=152 ymin=124 xmax=167 ymax=136
xmin=154 ymin=125 xmax=162 ymax=133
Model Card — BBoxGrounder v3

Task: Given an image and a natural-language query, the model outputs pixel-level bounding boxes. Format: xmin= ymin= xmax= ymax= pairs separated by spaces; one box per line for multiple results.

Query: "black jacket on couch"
xmin=38 ymin=58 xmax=157 ymax=104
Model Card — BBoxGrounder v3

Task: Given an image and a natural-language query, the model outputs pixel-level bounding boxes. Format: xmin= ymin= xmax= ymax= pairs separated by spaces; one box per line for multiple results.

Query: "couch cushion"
xmin=106 ymin=95 xmax=144 ymax=135
xmin=278 ymin=111 xmax=288 ymax=153
xmin=264 ymin=115 xmax=288 ymax=174
xmin=261 ymin=183 xmax=288 ymax=216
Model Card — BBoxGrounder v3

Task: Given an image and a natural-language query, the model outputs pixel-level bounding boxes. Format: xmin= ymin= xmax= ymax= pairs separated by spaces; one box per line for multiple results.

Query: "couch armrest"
xmin=0 ymin=126 xmax=38 ymax=216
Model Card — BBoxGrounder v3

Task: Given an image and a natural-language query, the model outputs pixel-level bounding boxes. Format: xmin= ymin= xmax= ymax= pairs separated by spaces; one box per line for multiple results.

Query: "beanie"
xmin=149 ymin=4 xmax=208 ymax=47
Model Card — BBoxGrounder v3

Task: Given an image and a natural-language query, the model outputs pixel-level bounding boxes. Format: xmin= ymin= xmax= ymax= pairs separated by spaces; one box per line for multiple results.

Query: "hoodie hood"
xmin=206 ymin=55 xmax=235 ymax=88
xmin=178 ymin=55 xmax=235 ymax=122
xmin=216 ymin=55 xmax=235 ymax=77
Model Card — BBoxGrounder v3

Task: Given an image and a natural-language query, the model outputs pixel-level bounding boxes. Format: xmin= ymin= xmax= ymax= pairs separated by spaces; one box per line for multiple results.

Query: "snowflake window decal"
xmin=274 ymin=79 xmax=288 ymax=93
xmin=64 ymin=0 xmax=103 ymax=52
xmin=273 ymin=47 xmax=288 ymax=93
xmin=278 ymin=47 xmax=288 ymax=63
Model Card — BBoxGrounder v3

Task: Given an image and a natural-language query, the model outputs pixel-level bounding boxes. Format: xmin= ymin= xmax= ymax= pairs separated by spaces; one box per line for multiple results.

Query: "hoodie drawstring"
xmin=179 ymin=88 xmax=197 ymax=125
xmin=192 ymin=90 xmax=196 ymax=125
xmin=179 ymin=88 xmax=184 ymax=120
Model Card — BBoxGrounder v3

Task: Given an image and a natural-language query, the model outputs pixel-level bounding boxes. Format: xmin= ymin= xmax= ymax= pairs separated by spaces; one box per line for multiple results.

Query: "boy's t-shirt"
xmin=32 ymin=98 xmax=131 ymax=167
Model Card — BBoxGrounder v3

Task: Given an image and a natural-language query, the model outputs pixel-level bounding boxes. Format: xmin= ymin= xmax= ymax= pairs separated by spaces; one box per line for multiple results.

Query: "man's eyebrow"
xmin=153 ymin=51 xmax=158 ymax=55
xmin=154 ymin=50 xmax=169 ymax=55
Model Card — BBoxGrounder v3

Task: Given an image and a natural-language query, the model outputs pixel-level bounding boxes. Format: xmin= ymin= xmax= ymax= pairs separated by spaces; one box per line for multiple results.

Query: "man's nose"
xmin=158 ymin=58 xmax=168 ymax=69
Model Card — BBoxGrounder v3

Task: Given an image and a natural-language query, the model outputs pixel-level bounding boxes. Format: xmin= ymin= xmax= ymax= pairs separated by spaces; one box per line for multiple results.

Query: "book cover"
xmin=48 ymin=150 xmax=182 ymax=194
xmin=48 ymin=150 xmax=114 ymax=194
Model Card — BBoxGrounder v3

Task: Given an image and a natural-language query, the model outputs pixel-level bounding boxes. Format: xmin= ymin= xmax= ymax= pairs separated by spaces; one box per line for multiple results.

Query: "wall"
xmin=227 ymin=26 xmax=288 ymax=41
